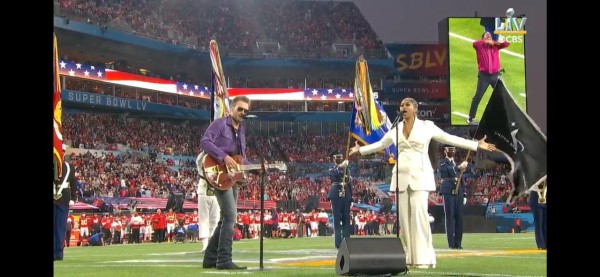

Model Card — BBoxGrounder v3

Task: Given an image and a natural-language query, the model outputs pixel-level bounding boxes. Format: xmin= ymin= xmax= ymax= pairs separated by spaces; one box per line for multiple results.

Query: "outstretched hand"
xmin=477 ymin=135 xmax=496 ymax=152
xmin=348 ymin=141 xmax=361 ymax=156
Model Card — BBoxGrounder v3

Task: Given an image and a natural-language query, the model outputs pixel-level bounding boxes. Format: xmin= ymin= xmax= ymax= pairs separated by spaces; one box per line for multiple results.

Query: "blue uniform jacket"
xmin=437 ymin=158 xmax=465 ymax=196
xmin=327 ymin=164 xmax=352 ymax=199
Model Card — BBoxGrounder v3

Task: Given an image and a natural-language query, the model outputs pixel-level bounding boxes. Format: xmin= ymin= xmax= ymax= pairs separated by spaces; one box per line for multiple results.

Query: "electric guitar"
xmin=198 ymin=152 xmax=287 ymax=191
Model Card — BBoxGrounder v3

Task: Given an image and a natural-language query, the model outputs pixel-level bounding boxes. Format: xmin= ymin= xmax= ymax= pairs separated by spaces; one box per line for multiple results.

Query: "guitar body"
xmin=199 ymin=153 xmax=246 ymax=191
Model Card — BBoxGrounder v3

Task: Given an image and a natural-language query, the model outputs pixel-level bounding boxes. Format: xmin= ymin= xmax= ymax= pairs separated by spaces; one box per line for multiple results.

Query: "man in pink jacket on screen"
xmin=467 ymin=31 xmax=510 ymax=124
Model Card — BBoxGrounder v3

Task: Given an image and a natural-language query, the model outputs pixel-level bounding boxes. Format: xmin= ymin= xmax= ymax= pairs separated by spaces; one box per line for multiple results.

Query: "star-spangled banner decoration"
xmin=58 ymin=60 xmax=355 ymax=101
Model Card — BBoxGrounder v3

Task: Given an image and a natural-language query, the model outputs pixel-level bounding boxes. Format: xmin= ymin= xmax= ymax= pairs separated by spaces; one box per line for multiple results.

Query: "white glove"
xmin=463 ymin=198 xmax=467 ymax=205
xmin=458 ymin=161 xmax=468 ymax=170
xmin=339 ymin=160 xmax=349 ymax=168
xmin=69 ymin=200 xmax=75 ymax=206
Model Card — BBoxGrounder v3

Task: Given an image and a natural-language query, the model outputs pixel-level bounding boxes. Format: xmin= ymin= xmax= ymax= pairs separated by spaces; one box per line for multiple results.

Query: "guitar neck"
xmin=238 ymin=164 xmax=286 ymax=171
xmin=239 ymin=164 xmax=264 ymax=171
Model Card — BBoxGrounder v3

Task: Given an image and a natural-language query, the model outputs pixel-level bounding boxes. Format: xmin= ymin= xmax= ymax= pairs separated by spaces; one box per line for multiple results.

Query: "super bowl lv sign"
xmin=388 ymin=44 xmax=448 ymax=78
xmin=494 ymin=8 xmax=526 ymax=43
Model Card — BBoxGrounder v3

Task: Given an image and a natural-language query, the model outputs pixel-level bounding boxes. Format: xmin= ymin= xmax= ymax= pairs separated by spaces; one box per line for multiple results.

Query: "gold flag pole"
xmin=341 ymin=131 xmax=353 ymax=197
xmin=452 ymin=150 xmax=472 ymax=195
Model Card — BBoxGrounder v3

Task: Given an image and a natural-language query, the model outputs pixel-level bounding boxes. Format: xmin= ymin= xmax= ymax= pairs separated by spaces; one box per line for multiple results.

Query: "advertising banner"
xmin=386 ymin=44 xmax=448 ymax=78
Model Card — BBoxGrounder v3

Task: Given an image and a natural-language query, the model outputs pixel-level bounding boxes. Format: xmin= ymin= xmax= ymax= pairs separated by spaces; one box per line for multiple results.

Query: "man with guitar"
xmin=200 ymin=96 xmax=252 ymax=270
xmin=437 ymin=146 xmax=469 ymax=250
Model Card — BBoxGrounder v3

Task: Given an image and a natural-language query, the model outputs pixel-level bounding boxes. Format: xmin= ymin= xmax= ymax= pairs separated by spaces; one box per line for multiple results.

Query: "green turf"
xmin=448 ymin=18 xmax=527 ymax=125
xmin=54 ymin=233 xmax=546 ymax=276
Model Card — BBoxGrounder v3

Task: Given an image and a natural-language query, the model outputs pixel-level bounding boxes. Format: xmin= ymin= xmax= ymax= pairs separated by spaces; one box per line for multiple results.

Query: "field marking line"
xmin=282 ymin=248 xmax=545 ymax=266
xmin=452 ymin=111 xmax=469 ymax=119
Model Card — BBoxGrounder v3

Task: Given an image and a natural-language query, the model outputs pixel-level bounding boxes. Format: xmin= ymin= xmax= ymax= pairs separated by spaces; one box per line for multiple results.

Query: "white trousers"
xmin=198 ymin=194 xmax=220 ymax=239
xmin=397 ymin=188 xmax=436 ymax=266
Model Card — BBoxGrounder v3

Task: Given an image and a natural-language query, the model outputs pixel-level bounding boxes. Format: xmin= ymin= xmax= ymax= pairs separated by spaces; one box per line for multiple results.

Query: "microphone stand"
xmin=259 ymin=161 xmax=265 ymax=270
xmin=256 ymin=156 xmax=274 ymax=271
xmin=391 ymin=111 xmax=403 ymax=239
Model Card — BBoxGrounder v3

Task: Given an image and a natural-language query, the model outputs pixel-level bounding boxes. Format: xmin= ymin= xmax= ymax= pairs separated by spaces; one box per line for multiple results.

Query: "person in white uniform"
xmin=349 ymin=97 xmax=496 ymax=269
xmin=197 ymin=154 xmax=221 ymax=253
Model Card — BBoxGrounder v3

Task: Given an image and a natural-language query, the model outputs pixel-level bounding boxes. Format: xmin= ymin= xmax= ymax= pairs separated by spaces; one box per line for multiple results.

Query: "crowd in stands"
xmin=56 ymin=0 xmax=386 ymax=59
xmin=62 ymin=112 xmax=205 ymax=156
xmin=329 ymin=2 xmax=382 ymax=53
xmin=63 ymin=110 xmax=520 ymax=210
xmin=256 ymin=0 xmax=335 ymax=56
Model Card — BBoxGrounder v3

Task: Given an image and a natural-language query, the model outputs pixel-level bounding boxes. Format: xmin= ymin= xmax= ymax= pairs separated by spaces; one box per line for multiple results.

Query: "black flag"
xmin=474 ymin=80 xmax=547 ymax=203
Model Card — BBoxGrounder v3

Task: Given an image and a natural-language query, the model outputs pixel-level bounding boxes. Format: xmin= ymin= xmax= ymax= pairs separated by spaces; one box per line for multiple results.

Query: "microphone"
xmin=391 ymin=110 xmax=404 ymax=128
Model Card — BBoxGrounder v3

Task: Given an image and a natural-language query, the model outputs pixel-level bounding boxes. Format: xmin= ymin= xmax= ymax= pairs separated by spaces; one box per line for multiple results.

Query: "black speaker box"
xmin=166 ymin=192 xmax=184 ymax=212
xmin=336 ymin=237 xmax=407 ymax=276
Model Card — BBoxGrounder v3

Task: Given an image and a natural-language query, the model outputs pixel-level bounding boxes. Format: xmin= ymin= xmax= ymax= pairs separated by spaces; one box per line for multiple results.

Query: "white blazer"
xmin=359 ymin=118 xmax=478 ymax=192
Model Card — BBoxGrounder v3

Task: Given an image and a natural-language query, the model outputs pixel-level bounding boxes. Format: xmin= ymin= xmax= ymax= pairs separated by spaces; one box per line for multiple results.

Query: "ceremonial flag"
xmin=353 ymin=56 xmax=382 ymax=133
xmin=209 ymin=37 xmax=230 ymax=121
xmin=474 ymin=80 xmax=547 ymax=203
xmin=350 ymin=56 xmax=396 ymax=163
xmin=350 ymin=99 xmax=397 ymax=164
xmin=53 ymin=33 xmax=64 ymax=179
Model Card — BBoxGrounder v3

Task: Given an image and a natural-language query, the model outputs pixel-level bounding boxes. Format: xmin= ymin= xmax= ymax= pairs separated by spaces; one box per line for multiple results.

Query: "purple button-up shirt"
xmin=201 ymin=116 xmax=246 ymax=163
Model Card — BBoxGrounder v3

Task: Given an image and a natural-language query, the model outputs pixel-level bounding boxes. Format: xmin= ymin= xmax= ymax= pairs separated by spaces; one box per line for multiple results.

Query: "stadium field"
xmin=54 ymin=233 xmax=546 ymax=276
xmin=448 ymin=18 xmax=527 ymax=125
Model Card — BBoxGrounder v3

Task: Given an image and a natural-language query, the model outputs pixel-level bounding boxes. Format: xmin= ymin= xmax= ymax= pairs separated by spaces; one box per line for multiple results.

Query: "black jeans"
xmin=468 ymin=71 xmax=500 ymax=119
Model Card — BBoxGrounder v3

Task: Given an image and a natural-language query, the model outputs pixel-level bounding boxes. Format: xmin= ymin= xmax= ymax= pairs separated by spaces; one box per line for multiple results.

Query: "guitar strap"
xmin=198 ymin=175 xmax=215 ymax=196
xmin=197 ymin=152 xmax=215 ymax=196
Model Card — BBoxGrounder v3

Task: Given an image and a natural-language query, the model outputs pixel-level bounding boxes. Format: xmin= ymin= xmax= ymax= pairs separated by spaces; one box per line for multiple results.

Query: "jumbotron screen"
xmin=448 ymin=17 xmax=527 ymax=125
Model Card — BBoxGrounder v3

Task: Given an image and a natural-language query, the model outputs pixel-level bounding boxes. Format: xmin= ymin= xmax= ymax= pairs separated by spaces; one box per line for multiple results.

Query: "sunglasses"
xmin=236 ymin=107 xmax=249 ymax=113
